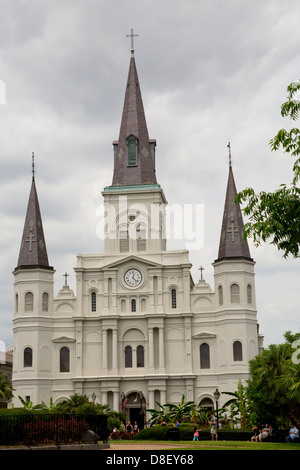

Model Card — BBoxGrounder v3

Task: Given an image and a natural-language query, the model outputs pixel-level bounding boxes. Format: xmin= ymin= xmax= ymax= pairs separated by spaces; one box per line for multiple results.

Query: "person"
xmin=256 ymin=423 xmax=270 ymax=442
xmin=209 ymin=413 xmax=218 ymax=440
xmin=193 ymin=426 xmax=199 ymax=441
xmin=250 ymin=424 xmax=259 ymax=442
xmin=126 ymin=421 xmax=133 ymax=433
xmin=161 ymin=420 xmax=167 ymax=427
xmin=286 ymin=424 xmax=299 ymax=442
xmin=133 ymin=421 xmax=139 ymax=433
xmin=174 ymin=420 xmax=180 ymax=427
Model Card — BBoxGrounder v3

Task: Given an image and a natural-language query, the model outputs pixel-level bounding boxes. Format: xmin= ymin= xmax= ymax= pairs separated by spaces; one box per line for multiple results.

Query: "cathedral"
xmin=11 ymin=43 xmax=263 ymax=425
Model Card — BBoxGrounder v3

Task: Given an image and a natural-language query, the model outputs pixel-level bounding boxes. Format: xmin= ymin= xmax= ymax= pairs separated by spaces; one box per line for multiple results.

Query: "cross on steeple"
xmin=126 ymin=28 xmax=138 ymax=56
xmin=228 ymin=219 xmax=238 ymax=242
xmin=63 ymin=272 xmax=69 ymax=286
xmin=25 ymin=228 xmax=36 ymax=252
xmin=227 ymin=142 xmax=232 ymax=168
xmin=199 ymin=266 xmax=205 ymax=280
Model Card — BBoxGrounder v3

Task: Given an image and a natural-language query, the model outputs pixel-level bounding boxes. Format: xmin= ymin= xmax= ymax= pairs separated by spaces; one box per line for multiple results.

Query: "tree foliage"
xmin=247 ymin=331 xmax=300 ymax=428
xmin=236 ymin=79 xmax=300 ymax=258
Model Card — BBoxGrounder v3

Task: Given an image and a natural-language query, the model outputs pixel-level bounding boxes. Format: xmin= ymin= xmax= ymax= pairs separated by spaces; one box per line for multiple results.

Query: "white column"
xmin=102 ymin=329 xmax=108 ymax=370
xmin=112 ymin=329 xmax=118 ymax=370
xmin=159 ymin=327 xmax=165 ymax=370
xmin=113 ymin=391 xmax=119 ymax=411
xmin=148 ymin=327 xmax=154 ymax=369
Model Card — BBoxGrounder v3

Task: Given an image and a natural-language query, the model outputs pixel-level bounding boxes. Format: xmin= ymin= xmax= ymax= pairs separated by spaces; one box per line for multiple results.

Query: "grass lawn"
xmin=111 ymin=439 xmax=300 ymax=450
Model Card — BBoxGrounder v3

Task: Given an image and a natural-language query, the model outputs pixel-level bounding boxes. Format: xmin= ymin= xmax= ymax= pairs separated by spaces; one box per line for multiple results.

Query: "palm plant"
xmin=222 ymin=380 xmax=250 ymax=428
xmin=164 ymin=394 xmax=194 ymax=423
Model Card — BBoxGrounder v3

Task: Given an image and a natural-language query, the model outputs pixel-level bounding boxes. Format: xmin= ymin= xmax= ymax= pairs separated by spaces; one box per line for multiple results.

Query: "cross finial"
xmin=199 ymin=265 xmax=205 ymax=280
xmin=126 ymin=28 xmax=138 ymax=56
xmin=227 ymin=142 xmax=232 ymax=168
xmin=32 ymin=152 xmax=35 ymax=181
xmin=63 ymin=272 xmax=69 ymax=286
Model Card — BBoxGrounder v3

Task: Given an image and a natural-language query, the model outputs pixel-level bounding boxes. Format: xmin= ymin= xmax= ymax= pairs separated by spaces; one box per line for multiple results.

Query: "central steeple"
xmin=112 ymin=42 xmax=157 ymax=186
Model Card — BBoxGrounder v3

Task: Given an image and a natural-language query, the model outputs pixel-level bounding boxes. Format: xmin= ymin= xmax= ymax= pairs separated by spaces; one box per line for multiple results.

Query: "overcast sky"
xmin=1 ymin=0 xmax=300 ymax=350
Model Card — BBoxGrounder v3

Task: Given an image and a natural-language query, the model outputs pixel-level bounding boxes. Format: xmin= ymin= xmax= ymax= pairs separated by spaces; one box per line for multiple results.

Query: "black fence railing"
xmin=0 ymin=414 xmax=108 ymax=447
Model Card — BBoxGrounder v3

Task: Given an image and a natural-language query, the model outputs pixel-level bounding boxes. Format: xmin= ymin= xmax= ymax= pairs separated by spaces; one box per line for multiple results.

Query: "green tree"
xmin=164 ymin=394 xmax=194 ymax=423
xmin=247 ymin=333 xmax=300 ymax=428
xmin=146 ymin=402 xmax=171 ymax=425
xmin=222 ymin=380 xmax=251 ymax=428
xmin=236 ymin=79 xmax=300 ymax=258
xmin=0 ymin=370 xmax=13 ymax=402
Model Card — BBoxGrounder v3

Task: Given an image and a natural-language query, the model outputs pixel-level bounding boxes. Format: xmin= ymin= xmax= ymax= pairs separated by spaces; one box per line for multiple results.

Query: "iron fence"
xmin=0 ymin=414 xmax=108 ymax=446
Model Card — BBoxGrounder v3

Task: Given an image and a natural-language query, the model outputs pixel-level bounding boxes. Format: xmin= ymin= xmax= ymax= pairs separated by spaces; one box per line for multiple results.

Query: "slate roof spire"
xmin=16 ymin=155 xmax=52 ymax=271
xmin=112 ymin=46 xmax=157 ymax=186
xmin=216 ymin=145 xmax=252 ymax=262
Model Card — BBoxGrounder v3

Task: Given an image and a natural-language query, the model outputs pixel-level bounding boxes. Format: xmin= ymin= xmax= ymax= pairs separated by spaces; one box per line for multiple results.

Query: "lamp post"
xmin=139 ymin=391 xmax=144 ymax=430
xmin=214 ymin=389 xmax=221 ymax=428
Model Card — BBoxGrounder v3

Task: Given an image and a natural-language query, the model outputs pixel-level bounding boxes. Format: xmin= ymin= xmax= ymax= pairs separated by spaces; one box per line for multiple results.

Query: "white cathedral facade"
xmin=11 ymin=48 xmax=263 ymax=424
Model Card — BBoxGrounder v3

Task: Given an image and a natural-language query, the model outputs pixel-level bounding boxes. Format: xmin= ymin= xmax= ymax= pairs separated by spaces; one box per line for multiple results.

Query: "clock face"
xmin=124 ymin=268 xmax=142 ymax=287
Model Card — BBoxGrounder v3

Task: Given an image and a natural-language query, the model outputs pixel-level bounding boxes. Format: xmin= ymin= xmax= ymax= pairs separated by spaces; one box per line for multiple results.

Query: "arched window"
xmin=42 ymin=293 xmax=49 ymax=312
xmin=91 ymin=292 xmax=96 ymax=312
xmin=127 ymin=135 xmax=138 ymax=166
xmin=137 ymin=224 xmax=146 ymax=251
xmin=131 ymin=299 xmax=136 ymax=312
xmin=137 ymin=345 xmax=144 ymax=367
xmin=233 ymin=341 xmax=243 ymax=361
xmin=171 ymin=289 xmax=177 ymax=309
xmin=125 ymin=346 xmax=132 ymax=368
xmin=200 ymin=343 xmax=210 ymax=369
xmin=24 ymin=347 xmax=33 ymax=367
xmin=247 ymin=284 xmax=252 ymax=304
xmin=15 ymin=294 xmax=18 ymax=313
xmin=60 ymin=347 xmax=70 ymax=372
xmin=25 ymin=292 xmax=33 ymax=311
xmin=230 ymin=284 xmax=240 ymax=304
xmin=120 ymin=226 xmax=129 ymax=252
xmin=218 ymin=285 xmax=223 ymax=305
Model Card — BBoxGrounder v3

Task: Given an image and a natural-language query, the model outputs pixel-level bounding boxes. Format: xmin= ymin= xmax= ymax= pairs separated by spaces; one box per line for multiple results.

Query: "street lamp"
xmin=139 ymin=391 xmax=144 ymax=430
xmin=214 ymin=389 xmax=221 ymax=428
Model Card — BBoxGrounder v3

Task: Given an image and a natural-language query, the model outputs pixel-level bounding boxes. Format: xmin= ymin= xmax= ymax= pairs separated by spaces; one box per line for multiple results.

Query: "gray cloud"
xmin=1 ymin=0 xmax=300 ymax=348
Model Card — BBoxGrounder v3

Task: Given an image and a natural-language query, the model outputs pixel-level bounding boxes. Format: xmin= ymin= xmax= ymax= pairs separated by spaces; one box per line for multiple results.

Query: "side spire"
xmin=216 ymin=145 xmax=252 ymax=261
xmin=112 ymin=38 xmax=157 ymax=186
xmin=16 ymin=155 xmax=52 ymax=271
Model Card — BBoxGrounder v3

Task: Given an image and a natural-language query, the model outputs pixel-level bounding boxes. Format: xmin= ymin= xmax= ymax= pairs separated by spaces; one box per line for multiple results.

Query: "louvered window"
xmin=127 ymin=136 xmax=138 ymax=166
xmin=42 ymin=293 xmax=49 ymax=311
xmin=120 ymin=229 xmax=129 ymax=252
xmin=230 ymin=284 xmax=240 ymax=304
xmin=25 ymin=292 xmax=33 ymax=311
xmin=247 ymin=284 xmax=252 ymax=304
xmin=137 ymin=225 xmax=146 ymax=251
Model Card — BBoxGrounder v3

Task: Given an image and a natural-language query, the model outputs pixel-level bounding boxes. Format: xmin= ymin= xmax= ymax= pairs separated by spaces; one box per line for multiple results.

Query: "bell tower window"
xmin=127 ymin=135 xmax=138 ymax=166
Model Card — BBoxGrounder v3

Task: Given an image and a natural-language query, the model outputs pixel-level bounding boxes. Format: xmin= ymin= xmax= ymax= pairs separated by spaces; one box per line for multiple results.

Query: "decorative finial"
xmin=63 ymin=272 xmax=69 ymax=287
xmin=227 ymin=142 xmax=232 ymax=168
xmin=32 ymin=152 xmax=35 ymax=181
xmin=126 ymin=28 xmax=138 ymax=56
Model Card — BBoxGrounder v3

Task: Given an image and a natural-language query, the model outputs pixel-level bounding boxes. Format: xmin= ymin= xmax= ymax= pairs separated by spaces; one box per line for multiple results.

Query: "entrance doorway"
xmin=124 ymin=392 xmax=146 ymax=431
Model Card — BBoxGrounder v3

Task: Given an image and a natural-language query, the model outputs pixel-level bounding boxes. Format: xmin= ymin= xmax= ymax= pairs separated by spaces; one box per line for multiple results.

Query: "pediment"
xmin=101 ymin=255 xmax=163 ymax=271
xmin=192 ymin=332 xmax=216 ymax=339
xmin=52 ymin=336 xmax=75 ymax=343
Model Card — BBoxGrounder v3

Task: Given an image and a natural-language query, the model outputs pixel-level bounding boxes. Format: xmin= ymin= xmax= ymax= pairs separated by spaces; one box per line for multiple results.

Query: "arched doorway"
xmin=123 ymin=392 xmax=146 ymax=431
